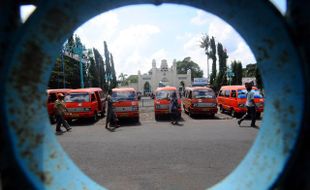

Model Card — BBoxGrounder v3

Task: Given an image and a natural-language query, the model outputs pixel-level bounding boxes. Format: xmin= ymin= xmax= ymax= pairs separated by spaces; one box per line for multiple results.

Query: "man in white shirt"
xmin=238 ymin=82 xmax=257 ymax=127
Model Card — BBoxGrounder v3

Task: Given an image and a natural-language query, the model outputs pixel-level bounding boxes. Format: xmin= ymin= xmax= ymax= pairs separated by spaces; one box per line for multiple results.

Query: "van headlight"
xmin=84 ymin=107 xmax=91 ymax=111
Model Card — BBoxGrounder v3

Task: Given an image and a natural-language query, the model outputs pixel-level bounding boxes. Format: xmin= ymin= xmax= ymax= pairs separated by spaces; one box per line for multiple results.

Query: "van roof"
xmin=47 ymin=89 xmax=72 ymax=93
xmin=155 ymin=86 xmax=177 ymax=91
xmin=112 ymin=87 xmax=136 ymax=92
xmin=220 ymin=85 xmax=258 ymax=90
xmin=185 ymin=86 xmax=213 ymax=91
xmin=68 ymin=88 xmax=103 ymax=93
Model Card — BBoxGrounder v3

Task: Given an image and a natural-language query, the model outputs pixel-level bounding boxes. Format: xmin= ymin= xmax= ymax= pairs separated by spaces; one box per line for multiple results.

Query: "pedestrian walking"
xmin=105 ymin=89 xmax=120 ymax=131
xmin=169 ymin=92 xmax=180 ymax=125
xmin=238 ymin=82 xmax=258 ymax=128
xmin=54 ymin=93 xmax=72 ymax=135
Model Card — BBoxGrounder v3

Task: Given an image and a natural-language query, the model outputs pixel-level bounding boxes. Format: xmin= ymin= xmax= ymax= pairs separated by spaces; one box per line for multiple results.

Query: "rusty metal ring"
xmin=2 ymin=0 xmax=304 ymax=189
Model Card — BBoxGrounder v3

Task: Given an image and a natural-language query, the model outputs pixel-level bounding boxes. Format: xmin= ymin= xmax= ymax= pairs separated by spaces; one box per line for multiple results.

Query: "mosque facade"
xmin=137 ymin=59 xmax=192 ymax=94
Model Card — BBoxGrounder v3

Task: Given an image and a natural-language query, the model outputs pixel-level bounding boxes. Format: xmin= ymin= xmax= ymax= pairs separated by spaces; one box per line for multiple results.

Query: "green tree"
xmin=200 ymin=34 xmax=211 ymax=77
xmin=209 ymin=37 xmax=217 ymax=86
xmin=104 ymin=41 xmax=112 ymax=90
xmin=176 ymin=57 xmax=203 ymax=81
xmin=49 ymin=34 xmax=91 ymax=89
xmin=110 ymin=53 xmax=117 ymax=88
xmin=93 ymin=48 xmax=106 ymax=90
xmin=215 ymin=42 xmax=228 ymax=90
xmin=243 ymin=63 xmax=256 ymax=77
xmin=126 ymin=75 xmax=138 ymax=83
xmin=118 ymin=73 xmax=128 ymax=86
xmin=87 ymin=56 xmax=99 ymax=87
xmin=231 ymin=60 xmax=243 ymax=85
xmin=255 ymin=65 xmax=263 ymax=89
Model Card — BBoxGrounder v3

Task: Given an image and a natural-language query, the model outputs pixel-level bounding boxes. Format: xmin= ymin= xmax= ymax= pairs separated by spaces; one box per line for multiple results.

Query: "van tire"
xmin=134 ymin=117 xmax=140 ymax=123
xmin=189 ymin=109 xmax=193 ymax=117
xmin=155 ymin=114 xmax=159 ymax=121
xmin=219 ymin=105 xmax=224 ymax=113
xmin=231 ymin=109 xmax=237 ymax=118
xmin=93 ymin=112 xmax=98 ymax=122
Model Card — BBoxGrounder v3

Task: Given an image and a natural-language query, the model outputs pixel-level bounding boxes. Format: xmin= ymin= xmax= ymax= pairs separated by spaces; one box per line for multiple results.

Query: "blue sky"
xmin=21 ymin=0 xmax=286 ymax=77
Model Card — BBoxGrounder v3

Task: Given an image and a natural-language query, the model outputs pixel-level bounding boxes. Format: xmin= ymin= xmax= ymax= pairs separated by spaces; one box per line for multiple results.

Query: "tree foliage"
xmin=176 ymin=57 xmax=203 ymax=81
xmin=126 ymin=75 xmax=138 ymax=83
xmin=230 ymin=60 xmax=243 ymax=85
xmin=200 ymin=34 xmax=217 ymax=86
xmin=215 ymin=42 xmax=228 ymax=90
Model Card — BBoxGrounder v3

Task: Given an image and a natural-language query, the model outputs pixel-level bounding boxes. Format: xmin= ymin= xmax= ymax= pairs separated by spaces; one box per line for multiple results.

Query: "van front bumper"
xmin=191 ymin=107 xmax=218 ymax=114
xmin=116 ymin=111 xmax=139 ymax=118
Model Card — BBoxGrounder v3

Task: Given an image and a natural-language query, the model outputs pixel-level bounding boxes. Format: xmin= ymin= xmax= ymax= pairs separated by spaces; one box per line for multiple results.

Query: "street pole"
xmin=79 ymin=57 xmax=84 ymax=88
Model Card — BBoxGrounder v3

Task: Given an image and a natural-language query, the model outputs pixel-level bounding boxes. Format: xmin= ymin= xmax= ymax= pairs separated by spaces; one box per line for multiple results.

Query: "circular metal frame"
xmin=2 ymin=0 xmax=304 ymax=189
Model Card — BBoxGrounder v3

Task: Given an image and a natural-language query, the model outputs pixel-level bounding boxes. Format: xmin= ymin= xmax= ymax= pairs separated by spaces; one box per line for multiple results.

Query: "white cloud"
xmin=75 ymin=12 xmax=120 ymax=53
xmin=183 ymin=34 xmax=209 ymax=77
xmin=190 ymin=10 xmax=210 ymax=26
xmin=110 ymin=24 xmax=161 ymax=75
xmin=189 ymin=10 xmax=256 ymax=75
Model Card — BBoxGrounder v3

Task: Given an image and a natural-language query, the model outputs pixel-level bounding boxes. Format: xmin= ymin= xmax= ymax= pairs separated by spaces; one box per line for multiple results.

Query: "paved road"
xmin=57 ymin=109 xmax=260 ymax=190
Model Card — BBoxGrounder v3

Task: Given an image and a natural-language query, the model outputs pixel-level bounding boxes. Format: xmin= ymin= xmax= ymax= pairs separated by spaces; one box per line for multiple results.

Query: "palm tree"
xmin=200 ymin=34 xmax=211 ymax=80
xmin=118 ymin=73 xmax=128 ymax=86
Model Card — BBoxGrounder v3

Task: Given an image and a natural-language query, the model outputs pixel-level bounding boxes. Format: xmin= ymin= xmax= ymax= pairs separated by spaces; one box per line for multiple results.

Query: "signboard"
xmin=194 ymin=78 xmax=208 ymax=83
xmin=192 ymin=78 xmax=208 ymax=86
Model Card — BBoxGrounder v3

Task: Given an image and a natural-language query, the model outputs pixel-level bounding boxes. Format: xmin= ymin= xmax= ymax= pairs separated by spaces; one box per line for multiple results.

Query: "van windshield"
xmin=193 ymin=90 xmax=215 ymax=98
xmin=112 ymin=91 xmax=136 ymax=101
xmin=65 ymin=93 xmax=90 ymax=102
xmin=156 ymin=90 xmax=176 ymax=100
xmin=238 ymin=89 xmax=263 ymax=99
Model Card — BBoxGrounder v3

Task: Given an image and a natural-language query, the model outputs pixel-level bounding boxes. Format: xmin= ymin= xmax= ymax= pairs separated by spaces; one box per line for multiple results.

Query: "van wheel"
xmin=188 ymin=109 xmax=193 ymax=117
xmin=219 ymin=105 xmax=224 ymax=113
xmin=134 ymin=117 xmax=140 ymax=123
xmin=231 ymin=109 xmax=237 ymax=118
xmin=93 ymin=112 xmax=98 ymax=122
xmin=155 ymin=114 xmax=159 ymax=121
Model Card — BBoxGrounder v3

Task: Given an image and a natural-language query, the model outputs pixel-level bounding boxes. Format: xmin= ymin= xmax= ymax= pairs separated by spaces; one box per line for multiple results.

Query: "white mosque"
xmin=136 ymin=59 xmax=192 ymax=94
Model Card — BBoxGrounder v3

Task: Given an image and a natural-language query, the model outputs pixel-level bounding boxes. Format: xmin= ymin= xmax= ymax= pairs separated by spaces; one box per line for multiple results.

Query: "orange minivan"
xmin=64 ymin=88 xmax=105 ymax=121
xmin=47 ymin=88 xmax=72 ymax=122
xmin=111 ymin=87 xmax=139 ymax=122
xmin=217 ymin=85 xmax=264 ymax=118
xmin=182 ymin=86 xmax=218 ymax=117
xmin=154 ymin=86 xmax=181 ymax=120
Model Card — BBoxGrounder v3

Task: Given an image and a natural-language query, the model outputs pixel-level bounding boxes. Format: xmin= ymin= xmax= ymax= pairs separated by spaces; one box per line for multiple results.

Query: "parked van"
xmin=64 ymin=88 xmax=105 ymax=122
xmin=112 ymin=87 xmax=139 ymax=122
xmin=47 ymin=88 xmax=72 ymax=122
xmin=154 ymin=86 xmax=181 ymax=120
xmin=217 ymin=85 xmax=264 ymax=118
xmin=182 ymin=86 xmax=218 ymax=117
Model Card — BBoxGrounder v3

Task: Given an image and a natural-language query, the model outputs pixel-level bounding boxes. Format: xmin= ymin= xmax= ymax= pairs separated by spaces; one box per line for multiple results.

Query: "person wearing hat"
xmin=55 ymin=93 xmax=72 ymax=134
xmin=238 ymin=82 xmax=258 ymax=128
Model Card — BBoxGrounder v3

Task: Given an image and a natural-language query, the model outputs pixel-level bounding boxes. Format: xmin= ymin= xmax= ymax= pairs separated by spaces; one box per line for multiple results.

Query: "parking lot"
xmin=57 ymin=98 xmax=260 ymax=190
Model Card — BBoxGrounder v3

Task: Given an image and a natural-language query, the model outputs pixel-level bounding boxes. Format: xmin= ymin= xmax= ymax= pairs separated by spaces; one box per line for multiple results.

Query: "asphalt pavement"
xmin=57 ymin=108 xmax=260 ymax=190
